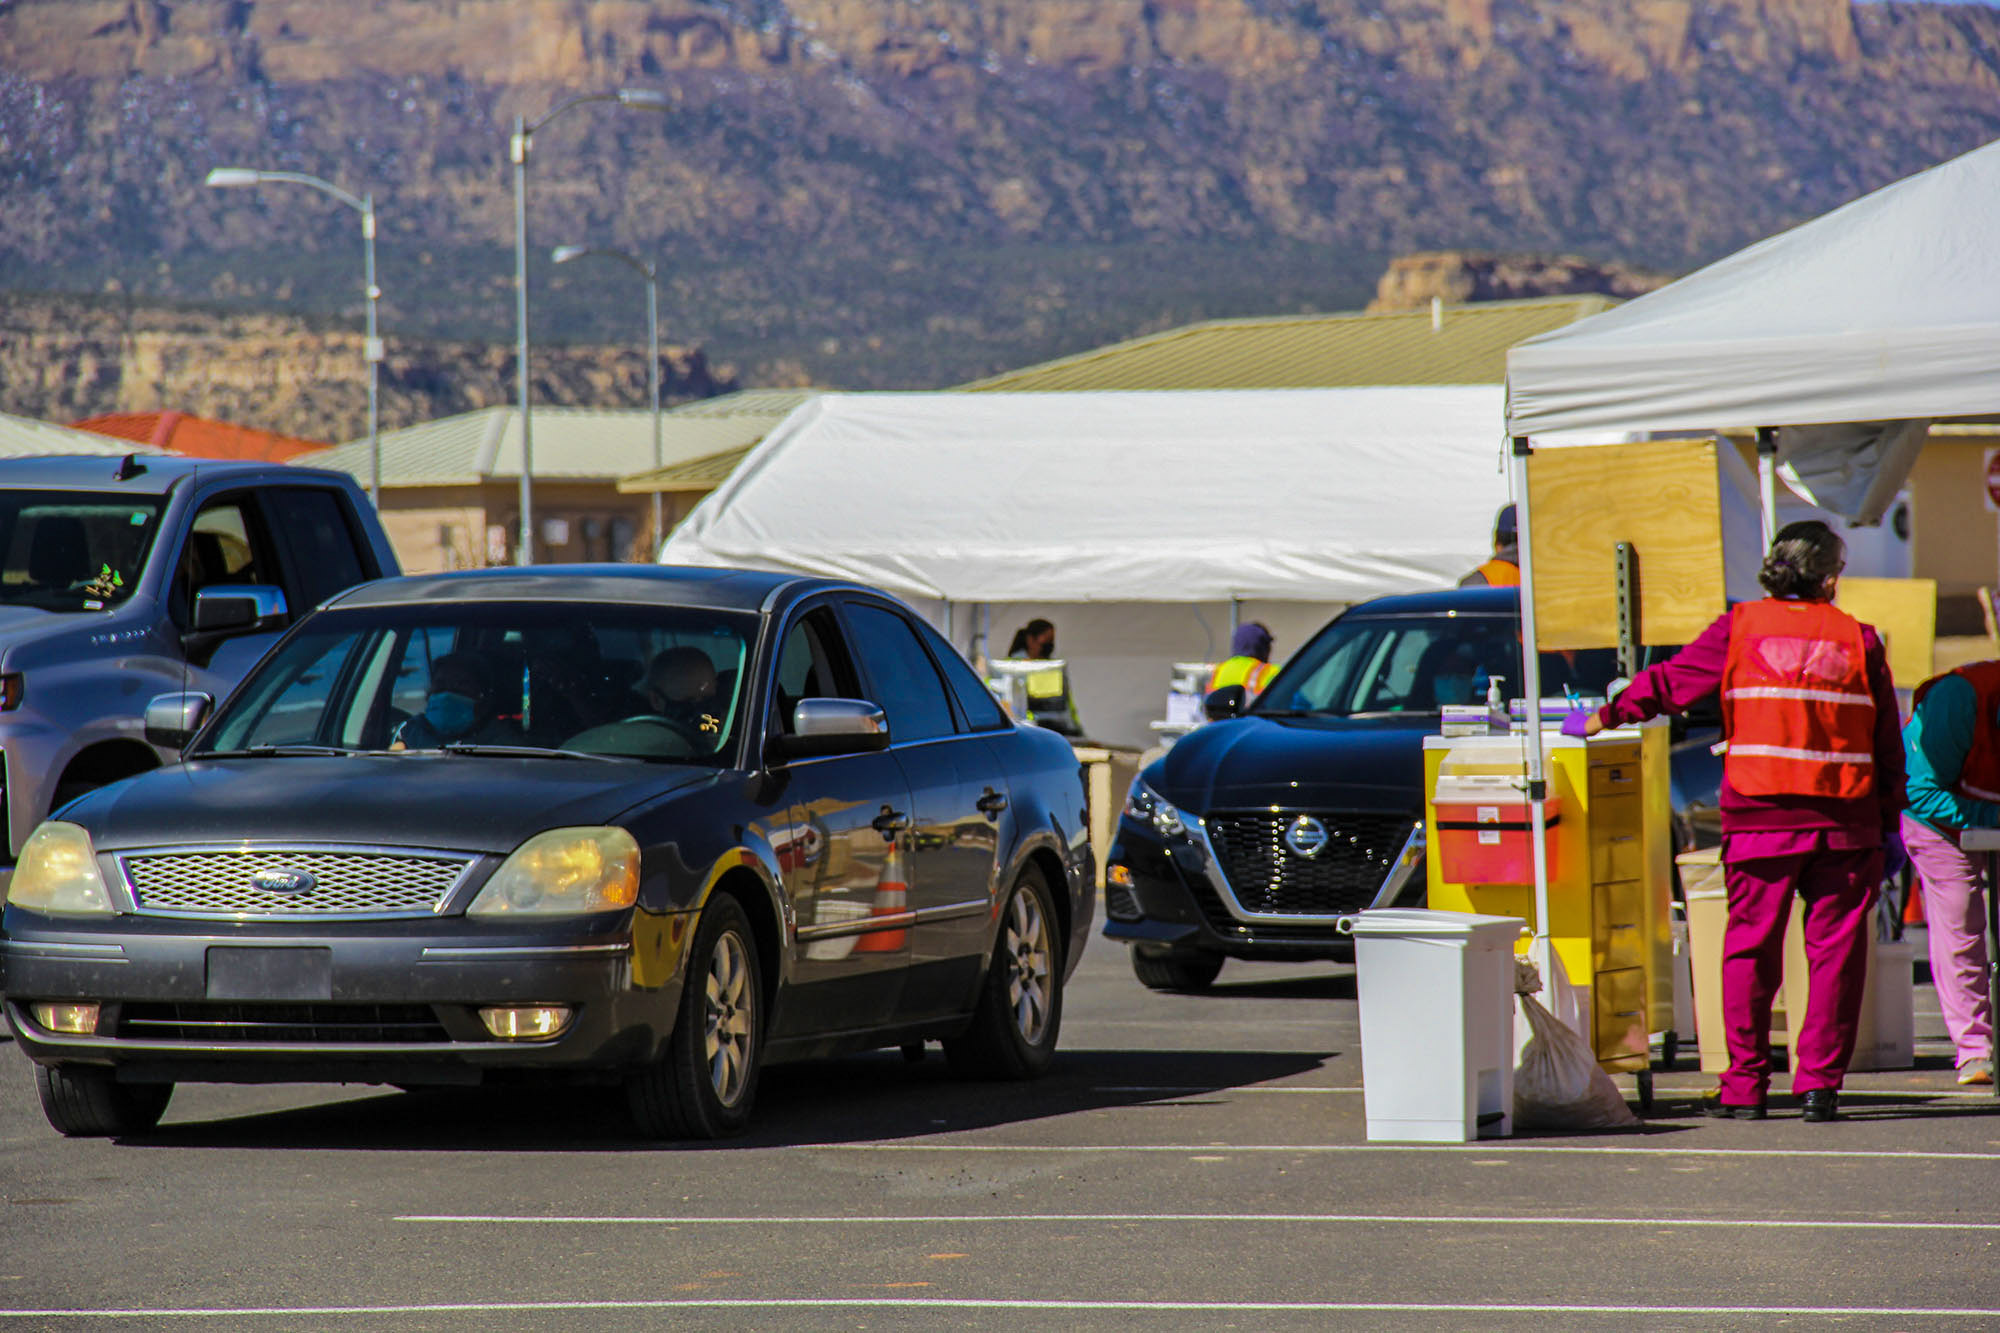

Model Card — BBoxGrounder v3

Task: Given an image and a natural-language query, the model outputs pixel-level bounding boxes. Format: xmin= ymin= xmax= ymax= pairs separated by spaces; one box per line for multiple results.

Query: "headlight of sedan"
xmin=466 ymin=827 xmax=641 ymax=918
xmin=1121 ymin=778 xmax=1187 ymax=839
xmin=7 ymin=822 xmax=116 ymax=917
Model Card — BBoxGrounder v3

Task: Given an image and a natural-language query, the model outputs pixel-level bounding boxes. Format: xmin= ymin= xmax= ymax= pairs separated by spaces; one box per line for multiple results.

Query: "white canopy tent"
xmin=660 ymin=387 xmax=1513 ymax=746
xmin=1500 ymin=135 xmax=2000 ymax=997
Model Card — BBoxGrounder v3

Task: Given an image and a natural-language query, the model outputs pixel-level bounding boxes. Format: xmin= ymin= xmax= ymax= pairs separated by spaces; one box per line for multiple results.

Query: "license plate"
xmin=205 ymin=947 xmax=333 ymax=1001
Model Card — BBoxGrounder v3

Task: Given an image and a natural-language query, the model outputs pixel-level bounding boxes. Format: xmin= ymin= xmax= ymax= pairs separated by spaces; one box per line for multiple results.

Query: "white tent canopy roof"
xmin=1506 ymin=136 xmax=2000 ymax=503
xmin=659 ymin=388 xmax=1509 ymax=604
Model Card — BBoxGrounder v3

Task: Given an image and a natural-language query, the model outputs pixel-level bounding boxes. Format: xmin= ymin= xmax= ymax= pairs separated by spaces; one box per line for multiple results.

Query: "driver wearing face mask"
xmin=1414 ymin=640 xmax=1477 ymax=711
xmin=392 ymin=653 xmax=508 ymax=750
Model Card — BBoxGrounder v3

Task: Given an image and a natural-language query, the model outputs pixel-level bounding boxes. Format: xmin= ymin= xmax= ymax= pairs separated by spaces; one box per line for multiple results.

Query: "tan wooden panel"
xmin=1835 ymin=576 xmax=1938 ymax=689
xmin=1527 ymin=439 xmax=1728 ymax=651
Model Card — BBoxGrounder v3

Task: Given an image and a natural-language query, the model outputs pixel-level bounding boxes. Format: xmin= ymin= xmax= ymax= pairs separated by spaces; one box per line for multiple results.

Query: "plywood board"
xmin=1835 ymin=576 xmax=1938 ymax=689
xmin=1527 ymin=439 xmax=1728 ymax=651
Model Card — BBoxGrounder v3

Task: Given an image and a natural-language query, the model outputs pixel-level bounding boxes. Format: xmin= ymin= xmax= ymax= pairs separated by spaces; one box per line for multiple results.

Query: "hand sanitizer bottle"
xmin=1486 ymin=675 xmax=1508 ymax=734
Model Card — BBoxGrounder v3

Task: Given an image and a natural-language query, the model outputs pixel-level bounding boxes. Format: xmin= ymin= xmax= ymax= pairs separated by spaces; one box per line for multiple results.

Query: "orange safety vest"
xmin=1473 ymin=558 xmax=1520 ymax=587
xmin=1912 ymin=660 xmax=2000 ymax=805
xmin=1208 ymin=655 xmax=1277 ymax=696
xmin=1721 ymin=599 xmax=1876 ymax=799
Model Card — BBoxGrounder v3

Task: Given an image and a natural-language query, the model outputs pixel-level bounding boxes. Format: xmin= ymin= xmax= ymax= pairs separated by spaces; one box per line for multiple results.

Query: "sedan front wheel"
xmin=627 ymin=892 xmax=763 ymax=1139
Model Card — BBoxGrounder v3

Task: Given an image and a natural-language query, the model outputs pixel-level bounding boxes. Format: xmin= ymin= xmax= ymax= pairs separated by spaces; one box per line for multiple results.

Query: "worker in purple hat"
xmin=1209 ymin=622 xmax=1278 ymax=699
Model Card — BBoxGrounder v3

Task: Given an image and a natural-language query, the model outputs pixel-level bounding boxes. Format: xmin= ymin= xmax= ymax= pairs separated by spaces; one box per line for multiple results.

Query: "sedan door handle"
xmin=976 ymin=788 xmax=1008 ymax=817
xmin=872 ymin=806 xmax=911 ymax=835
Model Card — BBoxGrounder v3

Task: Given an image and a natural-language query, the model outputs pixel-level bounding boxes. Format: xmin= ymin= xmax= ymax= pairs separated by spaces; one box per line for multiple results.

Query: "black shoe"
xmin=1800 ymin=1090 xmax=1839 ymax=1122
xmin=1704 ymin=1099 xmax=1767 ymax=1120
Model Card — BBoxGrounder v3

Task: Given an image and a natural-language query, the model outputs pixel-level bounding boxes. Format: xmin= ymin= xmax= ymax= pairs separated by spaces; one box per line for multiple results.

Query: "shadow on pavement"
xmin=116 ymin=1045 xmax=1331 ymax=1153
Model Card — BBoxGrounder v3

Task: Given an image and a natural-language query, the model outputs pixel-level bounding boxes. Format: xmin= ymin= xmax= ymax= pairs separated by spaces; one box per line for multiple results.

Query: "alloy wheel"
xmin=703 ymin=930 xmax=754 ymax=1107
xmin=1003 ymin=885 xmax=1052 ymax=1046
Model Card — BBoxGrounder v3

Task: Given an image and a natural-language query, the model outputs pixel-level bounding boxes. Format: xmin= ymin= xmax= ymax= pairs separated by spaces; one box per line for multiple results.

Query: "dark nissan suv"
xmin=1102 ymin=586 xmax=1719 ymax=991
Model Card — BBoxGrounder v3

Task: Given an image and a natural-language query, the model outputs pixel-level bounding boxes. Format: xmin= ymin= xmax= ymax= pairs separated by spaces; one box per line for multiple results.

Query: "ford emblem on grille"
xmin=250 ymin=867 xmax=317 ymax=895
xmin=1283 ymin=816 xmax=1329 ymax=859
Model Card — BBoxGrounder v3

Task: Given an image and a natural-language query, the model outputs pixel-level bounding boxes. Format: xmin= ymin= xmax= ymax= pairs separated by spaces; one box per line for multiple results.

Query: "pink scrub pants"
xmin=1717 ymin=848 xmax=1880 ymax=1105
xmin=1899 ymin=814 xmax=1994 ymax=1069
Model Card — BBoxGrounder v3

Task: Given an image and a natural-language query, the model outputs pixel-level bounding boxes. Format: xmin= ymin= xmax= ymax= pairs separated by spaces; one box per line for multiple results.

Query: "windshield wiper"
xmin=201 ymin=745 xmax=352 ymax=758
xmin=436 ymin=743 xmax=625 ymax=763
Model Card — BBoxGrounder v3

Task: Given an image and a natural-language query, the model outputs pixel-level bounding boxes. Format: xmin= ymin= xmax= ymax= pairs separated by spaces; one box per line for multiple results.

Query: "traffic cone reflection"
xmin=853 ymin=840 xmax=910 ymax=952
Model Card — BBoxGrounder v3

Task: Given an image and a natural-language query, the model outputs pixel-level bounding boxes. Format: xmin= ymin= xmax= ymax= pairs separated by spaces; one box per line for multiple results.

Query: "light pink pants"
xmin=1900 ymin=814 xmax=1994 ymax=1068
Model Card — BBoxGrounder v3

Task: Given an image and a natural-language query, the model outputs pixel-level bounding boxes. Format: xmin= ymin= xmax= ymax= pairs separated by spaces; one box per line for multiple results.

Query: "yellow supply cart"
xmin=1424 ymin=723 xmax=1675 ymax=1107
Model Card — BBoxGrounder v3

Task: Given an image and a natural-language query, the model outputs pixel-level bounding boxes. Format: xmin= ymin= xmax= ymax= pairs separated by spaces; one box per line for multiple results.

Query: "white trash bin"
xmin=1341 ymin=908 xmax=1527 ymax=1143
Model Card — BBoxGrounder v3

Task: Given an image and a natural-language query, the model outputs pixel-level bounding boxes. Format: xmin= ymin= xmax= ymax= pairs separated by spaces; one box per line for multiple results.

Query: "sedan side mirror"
xmin=766 ymin=698 xmax=891 ymax=762
xmin=1203 ymin=684 xmax=1246 ymax=722
xmin=144 ymin=691 xmax=214 ymax=750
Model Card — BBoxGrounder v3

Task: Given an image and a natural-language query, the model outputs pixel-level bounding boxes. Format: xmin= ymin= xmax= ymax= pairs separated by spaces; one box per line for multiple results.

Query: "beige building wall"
xmin=1908 ymin=434 xmax=2000 ymax=598
xmin=374 ymin=481 xmax=667 ymax=573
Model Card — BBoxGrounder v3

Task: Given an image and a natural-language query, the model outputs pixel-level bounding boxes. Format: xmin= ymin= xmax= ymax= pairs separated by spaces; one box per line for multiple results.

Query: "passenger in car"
xmin=392 ymin=653 xmax=518 ymax=749
xmin=644 ymin=646 xmax=724 ymax=741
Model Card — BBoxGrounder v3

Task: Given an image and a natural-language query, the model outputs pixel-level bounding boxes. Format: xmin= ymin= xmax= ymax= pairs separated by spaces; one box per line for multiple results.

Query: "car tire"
xmin=1129 ymin=946 xmax=1225 ymax=993
xmin=35 ymin=1064 xmax=172 ymax=1137
xmin=626 ymin=892 xmax=763 ymax=1140
xmin=944 ymin=864 xmax=1063 ymax=1080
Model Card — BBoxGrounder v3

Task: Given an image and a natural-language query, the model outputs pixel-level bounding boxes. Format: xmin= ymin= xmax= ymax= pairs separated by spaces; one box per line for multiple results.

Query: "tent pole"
xmin=1229 ymin=597 xmax=1241 ymax=636
xmin=1511 ymin=435 xmax=1557 ymax=1009
xmin=1757 ymin=426 xmax=1779 ymax=548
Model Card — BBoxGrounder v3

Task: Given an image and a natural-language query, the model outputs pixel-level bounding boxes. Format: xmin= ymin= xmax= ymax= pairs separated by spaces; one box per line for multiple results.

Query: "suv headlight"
xmin=7 ymin=822 xmax=115 ymax=917
xmin=466 ymin=827 xmax=641 ymax=918
xmin=1122 ymin=778 xmax=1187 ymax=839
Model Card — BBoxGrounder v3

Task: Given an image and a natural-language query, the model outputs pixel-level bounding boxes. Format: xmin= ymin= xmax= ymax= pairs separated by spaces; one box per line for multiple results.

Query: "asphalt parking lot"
xmin=0 ymin=927 xmax=1995 ymax=1332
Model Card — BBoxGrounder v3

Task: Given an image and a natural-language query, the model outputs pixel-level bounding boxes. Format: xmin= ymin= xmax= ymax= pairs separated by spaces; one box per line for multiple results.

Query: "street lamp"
xmin=511 ymin=88 xmax=668 ymax=566
xmin=552 ymin=243 xmax=663 ymax=557
xmin=205 ymin=167 xmax=382 ymax=506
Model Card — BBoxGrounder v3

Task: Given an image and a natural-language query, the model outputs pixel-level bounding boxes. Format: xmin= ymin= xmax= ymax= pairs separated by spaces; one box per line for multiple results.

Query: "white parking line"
xmin=397 ymin=1211 xmax=2000 ymax=1232
xmin=799 ymin=1141 xmax=2000 ymax=1161
xmin=2 ymin=1299 xmax=1997 ymax=1319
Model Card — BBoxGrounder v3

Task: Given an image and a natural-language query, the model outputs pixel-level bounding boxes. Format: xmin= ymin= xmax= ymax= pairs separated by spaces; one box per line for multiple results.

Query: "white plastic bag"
xmin=1513 ymin=993 xmax=1640 ymax=1131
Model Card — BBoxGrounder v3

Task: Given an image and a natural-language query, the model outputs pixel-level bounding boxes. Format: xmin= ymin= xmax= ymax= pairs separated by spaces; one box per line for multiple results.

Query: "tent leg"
xmin=1757 ymin=426 xmax=1779 ymax=548
xmin=1511 ymin=435 xmax=1558 ymax=1024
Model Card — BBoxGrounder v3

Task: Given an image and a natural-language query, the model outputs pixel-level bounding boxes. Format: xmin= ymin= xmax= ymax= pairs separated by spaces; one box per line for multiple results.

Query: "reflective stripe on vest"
xmin=1912 ymin=659 xmax=2000 ymax=809
xmin=1721 ymin=599 xmax=1875 ymax=800
xmin=1208 ymin=656 xmax=1276 ymax=696
xmin=1475 ymin=558 xmax=1521 ymax=588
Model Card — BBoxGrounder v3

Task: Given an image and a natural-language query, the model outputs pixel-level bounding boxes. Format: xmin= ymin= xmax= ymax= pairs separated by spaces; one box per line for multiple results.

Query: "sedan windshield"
xmin=0 ymin=491 xmax=164 ymax=611
xmin=197 ymin=601 xmax=756 ymax=765
xmin=1255 ymin=613 xmax=1624 ymax=718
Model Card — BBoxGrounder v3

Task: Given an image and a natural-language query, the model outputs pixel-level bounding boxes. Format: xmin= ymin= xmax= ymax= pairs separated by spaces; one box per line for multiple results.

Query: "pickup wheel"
xmin=1130 ymin=946 xmax=1225 ymax=992
xmin=945 ymin=864 xmax=1063 ymax=1080
xmin=626 ymin=893 xmax=762 ymax=1139
xmin=35 ymin=1065 xmax=172 ymax=1137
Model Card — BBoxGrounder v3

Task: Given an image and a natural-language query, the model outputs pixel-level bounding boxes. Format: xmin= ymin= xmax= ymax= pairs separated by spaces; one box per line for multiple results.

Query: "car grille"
xmin=115 ymin=1002 xmax=450 ymax=1044
xmin=119 ymin=849 xmax=473 ymax=918
xmin=1205 ymin=811 xmax=1412 ymax=918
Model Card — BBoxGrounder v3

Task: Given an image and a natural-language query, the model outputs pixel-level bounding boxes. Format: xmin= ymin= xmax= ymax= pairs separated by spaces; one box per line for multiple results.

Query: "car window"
xmin=267 ymin=488 xmax=370 ymax=610
xmin=172 ymin=496 xmax=276 ymax=627
xmin=844 ymin=603 xmax=958 ymax=743
xmin=1258 ymin=614 xmax=1622 ymax=717
xmin=771 ymin=606 xmax=860 ymax=735
xmin=914 ymin=619 xmax=1010 ymax=732
xmin=199 ymin=602 xmax=756 ymax=765
xmin=0 ymin=491 xmax=165 ymax=611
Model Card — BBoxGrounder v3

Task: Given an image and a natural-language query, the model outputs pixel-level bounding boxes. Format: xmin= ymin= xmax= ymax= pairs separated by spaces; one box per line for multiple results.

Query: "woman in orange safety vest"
xmin=1569 ymin=520 xmax=1905 ymax=1122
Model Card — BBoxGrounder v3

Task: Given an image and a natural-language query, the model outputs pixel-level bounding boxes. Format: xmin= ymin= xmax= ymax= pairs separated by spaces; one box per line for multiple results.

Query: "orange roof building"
xmin=69 ymin=412 xmax=328 ymax=463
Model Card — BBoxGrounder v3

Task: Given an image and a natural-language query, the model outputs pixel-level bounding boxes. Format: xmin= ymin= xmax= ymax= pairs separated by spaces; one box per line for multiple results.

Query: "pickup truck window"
xmin=0 ymin=492 xmax=164 ymax=610
xmin=268 ymin=487 xmax=370 ymax=609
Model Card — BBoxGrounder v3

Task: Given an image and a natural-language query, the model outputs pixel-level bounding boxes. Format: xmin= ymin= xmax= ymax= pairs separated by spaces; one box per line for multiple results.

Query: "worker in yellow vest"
xmin=1208 ymin=622 xmax=1278 ymax=699
xmin=1459 ymin=503 xmax=1521 ymax=588
xmin=1008 ymin=618 xmax=1083 ymax=737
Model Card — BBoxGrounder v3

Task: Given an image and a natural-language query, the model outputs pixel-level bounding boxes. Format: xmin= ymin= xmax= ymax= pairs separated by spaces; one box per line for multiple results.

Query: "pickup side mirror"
xmin=194 ymin=585 xmax=289 ymax=634
xmin=766 ymin=698 xmax=891 ymax=762
xmin=144 ymin=691 xmax=214 ymax=750
xmin=1203 ymin=684 xmax=1246 ymax=722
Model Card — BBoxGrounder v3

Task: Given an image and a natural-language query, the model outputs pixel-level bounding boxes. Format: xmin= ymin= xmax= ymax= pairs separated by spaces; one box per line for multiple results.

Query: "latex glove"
xmin=1559 ymin=707 xmax=1593 ymax=739
xmin=1882 ymin=828 xmax=1909 ymax=883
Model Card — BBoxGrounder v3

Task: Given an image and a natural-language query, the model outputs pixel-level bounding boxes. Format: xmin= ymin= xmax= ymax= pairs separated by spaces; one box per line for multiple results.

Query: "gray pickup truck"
xmin=0 ymin=454 xmax=398 ymax=876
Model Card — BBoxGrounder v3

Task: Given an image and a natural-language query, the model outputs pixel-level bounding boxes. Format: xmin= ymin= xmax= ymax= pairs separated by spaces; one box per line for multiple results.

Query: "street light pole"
xmin=552 ymin=243 xmax=663 ymax=556
xmin=511 ymin=88 xmax=668 ymax=568
xmin=205 ymin=167 xmax=382 ymax=507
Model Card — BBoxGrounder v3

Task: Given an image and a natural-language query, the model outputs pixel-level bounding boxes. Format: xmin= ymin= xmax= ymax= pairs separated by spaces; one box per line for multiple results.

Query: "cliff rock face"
xmin=0 ymin=296 xmax=733 ymax=442
xmin=2 ymin=1 xmax=1997 ymax=388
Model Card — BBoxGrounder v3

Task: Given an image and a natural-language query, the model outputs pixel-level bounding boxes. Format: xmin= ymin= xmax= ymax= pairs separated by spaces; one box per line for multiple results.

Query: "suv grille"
xmin=120 ymin=849 xmax=472 ymax=918
xmin=1206 ymin=812 xmax=1411 ymax=918
xmin=115 ymin=1002 xmax=450 ymax=1044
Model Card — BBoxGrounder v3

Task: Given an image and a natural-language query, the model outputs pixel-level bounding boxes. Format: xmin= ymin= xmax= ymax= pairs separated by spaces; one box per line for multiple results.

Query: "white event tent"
xmin=661 ymin=387 xmax=1512 ymax=746
xmin=1500 ymin=135 xmax=2000 ymax=988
